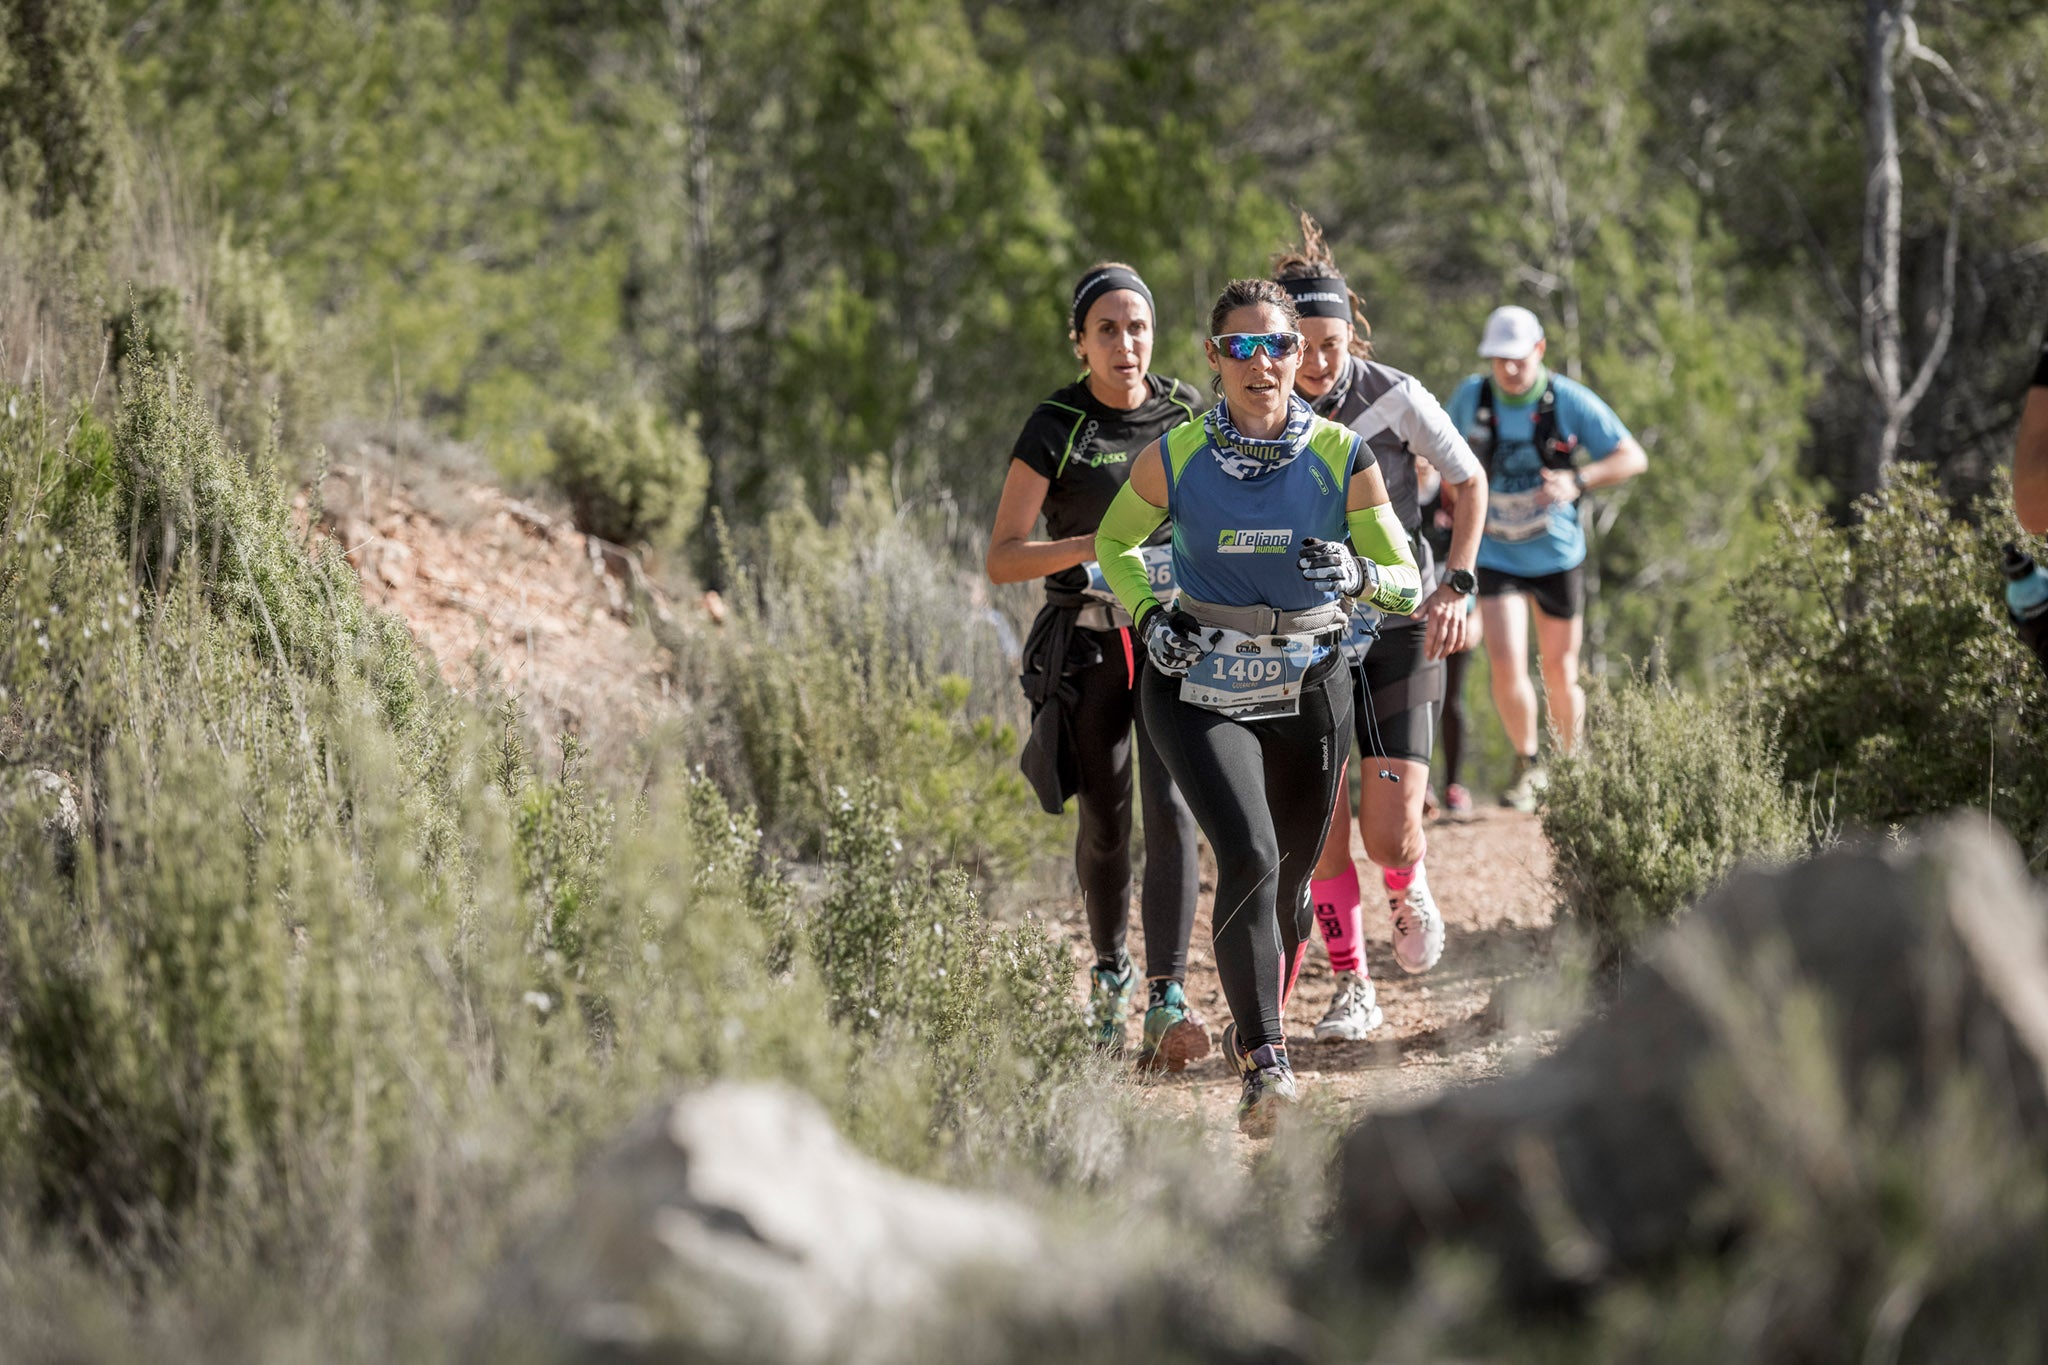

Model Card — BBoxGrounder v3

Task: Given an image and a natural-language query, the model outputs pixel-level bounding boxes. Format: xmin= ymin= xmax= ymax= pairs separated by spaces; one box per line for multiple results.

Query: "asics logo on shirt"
xmin=1217 ymin=529 xmax=1292 ymax=554
xmin=1066 ymin=420 xmax=1131 ymax=468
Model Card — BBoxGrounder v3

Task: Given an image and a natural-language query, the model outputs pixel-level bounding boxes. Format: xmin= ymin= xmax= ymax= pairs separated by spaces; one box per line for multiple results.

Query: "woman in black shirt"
xmin=986 ymin=262 xmax=1205 ymax=1071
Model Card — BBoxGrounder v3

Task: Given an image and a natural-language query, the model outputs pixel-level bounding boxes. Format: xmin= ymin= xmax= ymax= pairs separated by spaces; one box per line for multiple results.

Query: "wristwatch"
xmin=1572 ymin=468 xmax=1589 ymax=493
xmin=1446 ymin=567 xmax=1477 ymax=596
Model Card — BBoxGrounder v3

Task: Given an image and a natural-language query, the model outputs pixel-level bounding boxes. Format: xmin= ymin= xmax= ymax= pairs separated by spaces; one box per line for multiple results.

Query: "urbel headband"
xmin=1280 ymin=275 xmax=1351 ymax=321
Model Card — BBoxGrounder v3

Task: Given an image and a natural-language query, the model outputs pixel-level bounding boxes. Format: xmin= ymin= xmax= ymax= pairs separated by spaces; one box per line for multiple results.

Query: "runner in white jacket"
xmin=1272 ymin=216 xmax=1488 ymax=1042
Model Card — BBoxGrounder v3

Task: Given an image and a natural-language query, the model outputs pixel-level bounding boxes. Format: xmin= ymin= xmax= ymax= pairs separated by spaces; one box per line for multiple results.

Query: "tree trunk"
xmin=1855 ymin=0 xmax=1960 ymax=510
xmin=1856 ymin=0 xmax=1910 ymax=504
xmin=667 ymin=0 xmax=730 ymax=521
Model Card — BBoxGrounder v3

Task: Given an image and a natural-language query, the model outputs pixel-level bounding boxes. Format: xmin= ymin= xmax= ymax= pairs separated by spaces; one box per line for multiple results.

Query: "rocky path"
xmin=1063 ymin=803 xmax=1559 ymax=1154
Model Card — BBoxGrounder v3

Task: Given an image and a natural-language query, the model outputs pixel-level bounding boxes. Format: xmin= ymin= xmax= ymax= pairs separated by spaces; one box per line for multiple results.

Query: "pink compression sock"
xmin=1310 ymin=866 xmax=1365 ymax=974
xmin=1383 ymin=835 xmax=1427 ymax=894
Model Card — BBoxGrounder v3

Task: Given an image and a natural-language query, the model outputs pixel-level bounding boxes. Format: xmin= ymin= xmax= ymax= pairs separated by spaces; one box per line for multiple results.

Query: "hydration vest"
xmin=1470 ymin=378 xmax=1579 ymax=474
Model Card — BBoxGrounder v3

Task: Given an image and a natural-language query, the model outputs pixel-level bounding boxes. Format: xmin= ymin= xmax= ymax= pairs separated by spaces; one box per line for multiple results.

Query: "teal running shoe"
xmin=1136 ymin=980 xmax=1211 ymax=1073
xmin=1086 ymin=955 xmax=1136 ymax=1055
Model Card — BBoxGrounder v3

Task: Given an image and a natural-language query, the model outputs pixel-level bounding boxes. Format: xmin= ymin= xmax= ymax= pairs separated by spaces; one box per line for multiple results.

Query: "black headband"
xmin=1280 ymin=275 xmax=1351 ymax=320
xmin=1070 ymin=266 xmax=1155 ymax=337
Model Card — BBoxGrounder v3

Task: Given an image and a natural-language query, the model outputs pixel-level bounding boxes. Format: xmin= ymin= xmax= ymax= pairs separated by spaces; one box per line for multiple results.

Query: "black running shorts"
xmin=1354 ymin=622 xmax=1442 ymax=765
xmin=1477 ymin=563 xmax=1585 ymax=621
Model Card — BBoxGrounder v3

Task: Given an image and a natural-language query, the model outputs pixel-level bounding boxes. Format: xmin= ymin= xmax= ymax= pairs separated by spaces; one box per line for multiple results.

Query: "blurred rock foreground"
xmin=470 ymin=1081 xmax=1315 ymax=1365
xmin=473 ymin=822 xmax=2048 ymax=1361
xmin=1326 ymin=819 xmax=2048 ymax=1304
xmin=467 ymin=1084 xmax=1043 ymax=1364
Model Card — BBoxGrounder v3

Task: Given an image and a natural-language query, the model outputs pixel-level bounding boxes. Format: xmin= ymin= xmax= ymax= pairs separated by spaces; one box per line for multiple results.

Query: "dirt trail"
xmin=1065 ymin=804 xmax=1559 ymax=1153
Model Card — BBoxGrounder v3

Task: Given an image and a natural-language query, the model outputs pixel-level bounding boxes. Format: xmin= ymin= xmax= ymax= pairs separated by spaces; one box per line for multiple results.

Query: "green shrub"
xmin=108 ymin=286 xmax=190 ymax=373
xmin=692 ymin=469 xmax=1058 ymax=877
xmin=1737 ymin=469 xmax=2048 ymax=851
xmin=1542 ymin=671 xmax=1805 ymax=970
xmin=0 ymin=372 xmax=684 ymax=1245
xmin=808 ymin=784 xmax=1087 ymax=1170
xmin=543 ymin=399 xmax=708 ymax=553
xmin=0 ymin=360 xmax=1085 ymax=1291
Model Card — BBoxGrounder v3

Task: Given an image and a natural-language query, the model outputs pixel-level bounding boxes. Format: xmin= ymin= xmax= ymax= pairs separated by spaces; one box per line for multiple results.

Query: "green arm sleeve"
xmin=1095 ymin=481 xmax=1170 ymax=623
xmin=1347 ymin=502 xmax=1422 ymax=615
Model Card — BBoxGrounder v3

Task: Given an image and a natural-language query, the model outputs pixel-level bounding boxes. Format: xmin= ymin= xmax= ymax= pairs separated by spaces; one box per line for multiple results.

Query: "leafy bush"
xmin=107 ymin=285 xmax=190 ymax=372
xmin=691 ymin=467 xmax=1057 ymax=877
xmin=544 ymin=399 xmax=709 ymax=553
xmin=1542 ymin=671 xmax=1805 ymax=969
xmin=1737 ymin=469 xmax=2048 ymax=851
xmin=0 ymin=359 xmax=1089 ymax=1291
xmin=808 ymin=784 xmax=1086 ymax=1170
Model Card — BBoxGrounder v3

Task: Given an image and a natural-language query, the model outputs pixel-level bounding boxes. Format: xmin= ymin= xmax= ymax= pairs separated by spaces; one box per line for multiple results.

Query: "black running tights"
xmin=1069 ymin=626 xmax=1201 ymax=980
xmin=1140 ymin=660 xmax=1353 ymax=1050
xmin=1440 ymin=644 xmax=1474 ymax=789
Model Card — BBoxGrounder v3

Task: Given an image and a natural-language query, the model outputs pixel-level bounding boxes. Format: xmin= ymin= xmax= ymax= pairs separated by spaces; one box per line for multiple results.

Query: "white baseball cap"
xmin=1477 ymin=305 xmax=1545 ymax=360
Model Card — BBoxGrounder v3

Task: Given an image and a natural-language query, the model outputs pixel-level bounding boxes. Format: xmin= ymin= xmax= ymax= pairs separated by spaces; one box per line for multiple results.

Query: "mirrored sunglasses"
xmin=1210 ymin=331 xmax=1304 ymax=361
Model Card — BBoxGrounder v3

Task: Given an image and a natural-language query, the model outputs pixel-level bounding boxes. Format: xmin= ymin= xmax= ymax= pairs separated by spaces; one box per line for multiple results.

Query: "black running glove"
xmin=1297 ymin=536 xmax=1377 ymax=598
xmin=1139 ymin=606 xmax=1207 ymax=678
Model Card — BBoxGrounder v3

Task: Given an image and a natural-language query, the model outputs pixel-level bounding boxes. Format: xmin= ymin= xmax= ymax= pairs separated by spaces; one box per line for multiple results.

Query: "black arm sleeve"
xmin=2033 ymin=324 xmax=2048 ymax=388
xmin=1348 ymin=433 xmax=1379 ymax=477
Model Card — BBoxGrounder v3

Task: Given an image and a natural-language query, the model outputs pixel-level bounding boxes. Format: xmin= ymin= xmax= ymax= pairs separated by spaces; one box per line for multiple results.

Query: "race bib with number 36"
xmin=1083 ymin=545 xmax=1180 ymax=606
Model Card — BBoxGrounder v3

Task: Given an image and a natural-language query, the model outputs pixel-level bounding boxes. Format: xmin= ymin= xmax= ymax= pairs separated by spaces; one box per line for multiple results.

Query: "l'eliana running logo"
xmin=1217 ymin=529 xmax=1292 ymax=554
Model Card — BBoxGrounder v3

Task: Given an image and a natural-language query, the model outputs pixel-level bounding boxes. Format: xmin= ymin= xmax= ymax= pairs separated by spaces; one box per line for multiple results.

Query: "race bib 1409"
xmin=1178 ymin=627 xmax=1319 ymax=721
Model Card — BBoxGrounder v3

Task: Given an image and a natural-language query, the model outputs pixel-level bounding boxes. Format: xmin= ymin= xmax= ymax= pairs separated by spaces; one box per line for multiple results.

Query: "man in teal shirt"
xmin=1446 ymin=306 xmax=1647 ymax=810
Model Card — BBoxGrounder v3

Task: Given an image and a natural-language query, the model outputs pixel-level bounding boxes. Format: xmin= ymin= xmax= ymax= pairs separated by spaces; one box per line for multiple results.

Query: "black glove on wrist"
xmin=1139 ymin=606 xmax=1207 ymax=678
xmin=1297 ymin=536 xmax=1376 ymax=597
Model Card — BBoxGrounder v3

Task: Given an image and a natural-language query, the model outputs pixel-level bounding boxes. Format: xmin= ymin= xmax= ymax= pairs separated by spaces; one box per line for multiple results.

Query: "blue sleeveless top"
xmin=1160 ymin=416 xmax=1363 ymax=612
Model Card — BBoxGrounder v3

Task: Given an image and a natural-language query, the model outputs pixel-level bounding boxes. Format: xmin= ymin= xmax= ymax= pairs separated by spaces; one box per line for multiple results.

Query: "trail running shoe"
xmin=1087 ymin=955 xmax=1136 ymax=1055
xmin=1313 ymin=970 xmax=1384 ymax=1042
xmin=1390 ymin=868 xmax=1446 ymax=975
xmin=1499 ymin=756 xmax=1548 ymax=813
xmin=1136 ymin=980 xmax=1211 ymax=1073
xmin=1444 ymin=783 xmax=1474 ymax=816
xmin=1223 ymin=1022 xmax=1298 ymax=1138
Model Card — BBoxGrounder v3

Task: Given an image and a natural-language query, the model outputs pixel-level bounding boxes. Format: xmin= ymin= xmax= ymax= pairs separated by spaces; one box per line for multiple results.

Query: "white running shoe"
xmin=1499 ymin=756 xmax=1548 ymax=813
xmin=1389 ymin=868 xmax=1446 ymax=974
xmin=1313 ymin=970 xmax=1384 ymax=1041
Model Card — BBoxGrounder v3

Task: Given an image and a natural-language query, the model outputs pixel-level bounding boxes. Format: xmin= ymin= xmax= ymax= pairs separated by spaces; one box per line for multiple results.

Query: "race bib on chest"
xmin=1486 ymin=487 xmax=1551 ymax=543
xmin=1178 ymin=627 xmax=1319 ymax=721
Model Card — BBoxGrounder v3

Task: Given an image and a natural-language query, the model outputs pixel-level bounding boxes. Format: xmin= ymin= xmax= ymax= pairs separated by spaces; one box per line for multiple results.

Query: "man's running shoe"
xmin=1136 ymin=980 xmax=1211 ymax=1073
xmin=1499 ymin=755 xmax=1548 ymax=813
xmin=1312 ymin=969 xmax=1384 ymax=1041
xmin=1390 ymin=868 xmax=1446 ymax=974
xmin=1444 ymin=783 xmax=1474 ymax=816
xmin=1223 ymin=1021 xmax=1299 ymax=1138
xmin=1086 ymin=955 xmax=1135 ymax=1054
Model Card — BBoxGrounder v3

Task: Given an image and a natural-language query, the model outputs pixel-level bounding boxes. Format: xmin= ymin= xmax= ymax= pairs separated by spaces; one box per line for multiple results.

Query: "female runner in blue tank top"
xmin=1095 ymin=279 xmax=1422 ymax=1135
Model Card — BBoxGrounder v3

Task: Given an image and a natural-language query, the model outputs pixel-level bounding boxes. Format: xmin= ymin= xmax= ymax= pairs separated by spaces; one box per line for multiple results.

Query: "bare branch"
xmin=1897 ymin=189 xmax=1963 ymax=419
xmin=1901 ymin=23 xmax=1989 ymax=114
